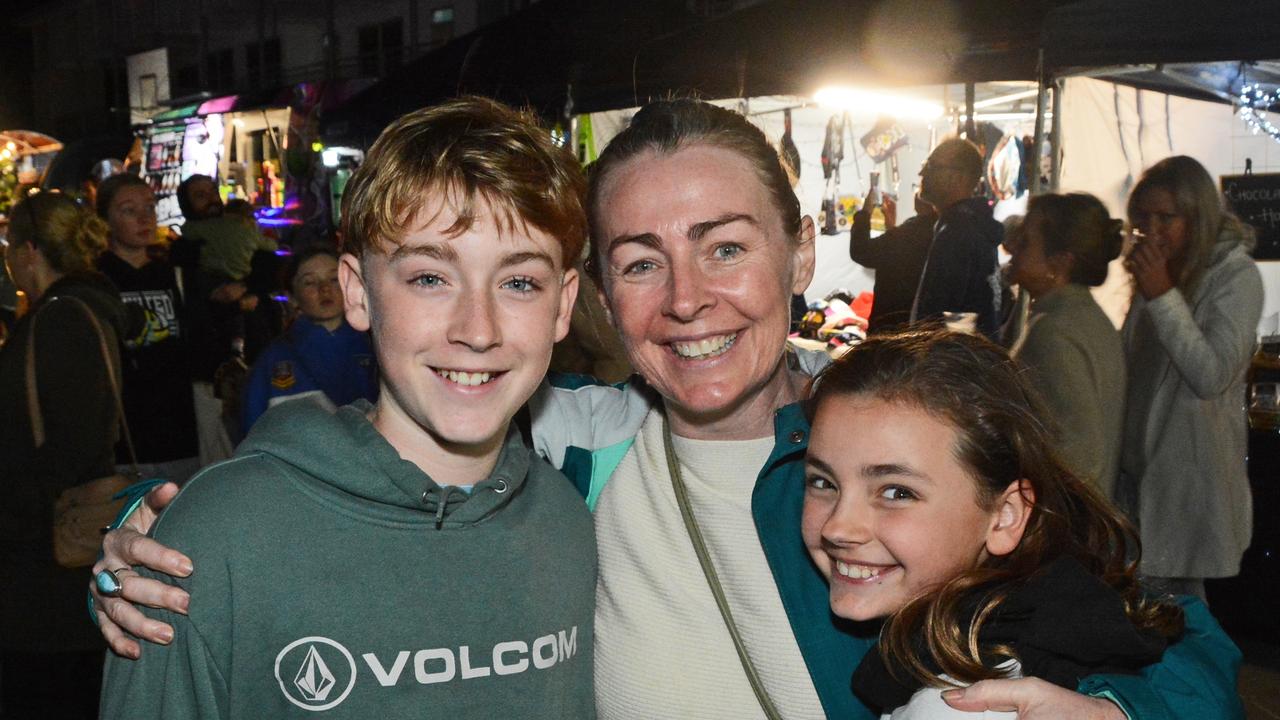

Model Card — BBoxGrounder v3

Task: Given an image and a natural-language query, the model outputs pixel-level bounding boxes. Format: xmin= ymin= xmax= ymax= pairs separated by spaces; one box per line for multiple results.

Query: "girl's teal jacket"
xmin=529 ymin=358 xmax=1244 ymax=720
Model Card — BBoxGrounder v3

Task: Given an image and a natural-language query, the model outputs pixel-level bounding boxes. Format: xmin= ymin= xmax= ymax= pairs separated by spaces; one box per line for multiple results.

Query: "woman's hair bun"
xmin=1103 ymin=218 xmax=1124 ymax=261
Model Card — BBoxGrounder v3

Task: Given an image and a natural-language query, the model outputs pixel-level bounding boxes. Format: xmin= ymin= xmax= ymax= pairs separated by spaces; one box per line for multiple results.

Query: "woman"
xmin=96 ymin=173 xmax=202 ymax=483
xmin=0 ymin=192 xmax=129 ymax=717
xmin=95 ymin=103 xmax=1242 ymax=719
xmin=239 ymin=245 xmax=376 ymax=432
xmin=1006 ymin=193 xmax=1125 ymax=495
xmin=1121 ymin=155 xmax=1264 ymax=601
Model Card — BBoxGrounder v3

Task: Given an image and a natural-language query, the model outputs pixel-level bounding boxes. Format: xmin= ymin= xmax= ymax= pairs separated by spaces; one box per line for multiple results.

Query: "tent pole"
xmin=1050 ymin=78 xmax=1064 ymax=192
xmin=1030 ymin=48 xmax=1048 ymax=196
xmin=964 ymin=83 xmax=976 ymax=140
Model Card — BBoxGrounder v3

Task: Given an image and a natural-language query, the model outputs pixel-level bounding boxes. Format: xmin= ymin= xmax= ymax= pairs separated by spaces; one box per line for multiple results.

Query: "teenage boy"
xmin=98 ymin=97 xmax=596 ymax=718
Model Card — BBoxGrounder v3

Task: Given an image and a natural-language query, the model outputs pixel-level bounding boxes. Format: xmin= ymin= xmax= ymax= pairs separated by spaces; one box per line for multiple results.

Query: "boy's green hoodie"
xmin=100 ymin=399 xmax=597 ymax=719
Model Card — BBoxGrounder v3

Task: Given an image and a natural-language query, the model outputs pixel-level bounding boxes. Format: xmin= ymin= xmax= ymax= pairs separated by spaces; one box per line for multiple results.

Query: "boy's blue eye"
xmin=410 ymin=273 xmax=446 ymax=288
xmin=503 ymin=276 xmax=540 ymax=293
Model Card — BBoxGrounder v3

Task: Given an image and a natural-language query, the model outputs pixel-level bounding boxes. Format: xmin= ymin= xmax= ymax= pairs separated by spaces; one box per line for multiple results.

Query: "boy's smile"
xmin=340 ymin=195 xmax=578 ymax=483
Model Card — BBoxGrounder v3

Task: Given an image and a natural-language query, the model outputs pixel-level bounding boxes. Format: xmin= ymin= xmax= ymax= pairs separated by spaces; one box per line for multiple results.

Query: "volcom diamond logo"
xmin=294 ymin=645 xmax=336 ymax=701
xmin=275 ymin=636 xmax=357 ymax=711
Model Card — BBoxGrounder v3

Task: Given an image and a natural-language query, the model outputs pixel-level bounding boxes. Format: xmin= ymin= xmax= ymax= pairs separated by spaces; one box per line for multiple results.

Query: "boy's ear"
xmin=555 ymin=267 xmax=580 ymax=343
xmin=791 ymin=215 xmax=817 ymax=296
xmin=985 ymin=479 xmax=1034 ymax=557
xmin=339 ymin=252 xmax=371 ymax=332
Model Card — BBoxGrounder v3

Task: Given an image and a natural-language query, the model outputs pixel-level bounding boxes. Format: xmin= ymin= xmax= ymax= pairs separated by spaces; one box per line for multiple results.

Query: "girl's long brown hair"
xmin=808 ymin=330 xmax=1184 ymax=686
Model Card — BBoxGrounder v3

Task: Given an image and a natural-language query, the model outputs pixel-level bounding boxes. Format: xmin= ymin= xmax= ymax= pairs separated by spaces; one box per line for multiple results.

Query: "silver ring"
xmin=94 ymin=567 xmax=130 ymax=598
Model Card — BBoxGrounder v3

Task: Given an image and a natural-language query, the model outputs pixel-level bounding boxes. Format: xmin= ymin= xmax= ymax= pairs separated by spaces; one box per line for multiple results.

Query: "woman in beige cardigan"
xmin=1120 ymin=155 xmax=1264 ymax=601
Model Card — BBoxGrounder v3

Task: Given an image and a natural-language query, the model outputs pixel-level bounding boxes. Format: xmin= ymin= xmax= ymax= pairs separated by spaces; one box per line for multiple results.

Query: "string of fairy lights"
xmin=1239 ymin=83 xmax=1280 ymax=144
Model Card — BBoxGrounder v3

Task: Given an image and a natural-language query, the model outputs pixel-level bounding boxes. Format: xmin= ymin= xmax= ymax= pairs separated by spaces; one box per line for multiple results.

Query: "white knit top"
xmin=593 ymin=409 xmax=825 ymax=719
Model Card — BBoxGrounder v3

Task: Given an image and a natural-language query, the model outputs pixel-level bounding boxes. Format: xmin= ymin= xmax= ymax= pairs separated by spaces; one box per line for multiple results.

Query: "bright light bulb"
xmin=814 ymin=86 xmax=944 ymax=120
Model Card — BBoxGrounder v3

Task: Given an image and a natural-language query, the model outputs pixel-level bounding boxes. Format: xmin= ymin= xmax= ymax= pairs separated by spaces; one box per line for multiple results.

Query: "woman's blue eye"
xmin=714 ymin=243 xmax=744 ymax=260
xmin=622 ymin=259 xmax=657 ymax=276
xmin=503 ymin=276 xmax=540 ymax=293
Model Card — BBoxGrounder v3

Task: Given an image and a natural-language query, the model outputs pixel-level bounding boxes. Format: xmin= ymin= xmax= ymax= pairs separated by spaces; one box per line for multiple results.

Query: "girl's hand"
xmin=1125 ymin=236 xmax=1175 ymax=300
xmin=942 ymin=678 xmax=1126 ymax=719
xmin=88 ymin=482 xmax=192 ymax=659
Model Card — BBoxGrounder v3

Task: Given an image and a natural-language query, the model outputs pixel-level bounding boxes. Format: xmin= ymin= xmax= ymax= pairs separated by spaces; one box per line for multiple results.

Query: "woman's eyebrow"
xmin=688 ymin=213 xmax=757 ymax=243
xmin=606 ymin=213 xmax=759 ymax=255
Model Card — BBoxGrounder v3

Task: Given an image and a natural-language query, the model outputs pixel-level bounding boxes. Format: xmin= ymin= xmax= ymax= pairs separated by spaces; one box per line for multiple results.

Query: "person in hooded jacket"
xmin=0 ymin=192 xmax=131 ymax=718
xmin=1120 ymin=155 xmax=1264 ymax=602
xmin=909 ymin=138 xmax=1004 ymax=339
xmin=97 ymin=98 xmax=596 ymax=719
xmin=95 ymin=174 xmax=201 ymax=483
xmin=239 ymin=245 xmax=376 ymax=434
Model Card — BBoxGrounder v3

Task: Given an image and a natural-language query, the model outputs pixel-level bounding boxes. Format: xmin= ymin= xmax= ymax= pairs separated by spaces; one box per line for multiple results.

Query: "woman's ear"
xmin=1048 ymin=251 xmax=1076 ymax=282
xmin=791 ymin=216 xmax=817 ymax=295
xmin=985 ymin=479 xmax=1035 ymax=557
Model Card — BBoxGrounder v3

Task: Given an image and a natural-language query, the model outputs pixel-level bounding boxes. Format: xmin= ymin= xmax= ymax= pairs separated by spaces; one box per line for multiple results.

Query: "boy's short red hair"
xmin=339 ymin=96 xmax=587 ymax=267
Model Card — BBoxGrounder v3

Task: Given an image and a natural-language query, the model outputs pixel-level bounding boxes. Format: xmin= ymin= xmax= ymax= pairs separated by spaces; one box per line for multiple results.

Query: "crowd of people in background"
xmin=0 ymin=95 xmax=1261 ymax=719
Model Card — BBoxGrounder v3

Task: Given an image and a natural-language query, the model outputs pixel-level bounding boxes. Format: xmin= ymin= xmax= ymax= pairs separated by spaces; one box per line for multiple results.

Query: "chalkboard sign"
xmin=1222 ymin=173 xmax=1280 ymax=260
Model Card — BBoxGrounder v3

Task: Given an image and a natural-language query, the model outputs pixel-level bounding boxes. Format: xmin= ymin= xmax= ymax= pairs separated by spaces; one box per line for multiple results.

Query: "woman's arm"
xmin=947 ymin=596 xmax=1244 ymax=720
xmin=90 ymin=483 xmax=192 ymax=658
xmin=1144 ymin=259 xmax=1263 ymax=399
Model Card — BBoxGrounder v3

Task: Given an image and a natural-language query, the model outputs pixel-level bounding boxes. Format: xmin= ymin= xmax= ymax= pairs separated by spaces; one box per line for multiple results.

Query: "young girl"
xmin=802 ymin=330 xmax=1185 ymax=719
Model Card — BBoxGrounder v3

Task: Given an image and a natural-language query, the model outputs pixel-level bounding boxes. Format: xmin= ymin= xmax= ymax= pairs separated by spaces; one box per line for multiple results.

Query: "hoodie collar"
xmin=244 ymin=399 xmax=529 ymax=529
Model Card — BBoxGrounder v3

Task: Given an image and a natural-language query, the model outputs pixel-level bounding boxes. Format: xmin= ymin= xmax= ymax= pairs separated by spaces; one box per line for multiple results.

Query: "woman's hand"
xmin=1125 ymin=236 xmax=1175 ymax=300
xmin=89 ymin=482 xmax=192 ymax=659
xmin=942 ymin=677 xmax=1126 ymax=719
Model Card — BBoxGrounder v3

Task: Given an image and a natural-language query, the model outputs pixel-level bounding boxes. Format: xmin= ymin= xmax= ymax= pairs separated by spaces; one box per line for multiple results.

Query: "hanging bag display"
xmin=26 ymin=295 xmax=140 ymax=568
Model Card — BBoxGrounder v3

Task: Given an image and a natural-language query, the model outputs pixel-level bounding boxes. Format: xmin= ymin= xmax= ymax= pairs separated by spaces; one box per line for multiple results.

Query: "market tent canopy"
xmin=0 ymin=129 xmax=61 ymax=156
xmin=321 ymin=0 xmax=1280 ymax=145
xmin=598 ymin=0 xmax=1051 ymax=106
xmin=320 ymin=0 xmax=698 ymax=147
xmin=613 ymin=0 xmax=1280 ymax=108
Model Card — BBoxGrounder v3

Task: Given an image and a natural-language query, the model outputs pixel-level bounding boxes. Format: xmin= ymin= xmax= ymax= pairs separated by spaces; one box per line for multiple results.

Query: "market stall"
xmin=138 ymin=80 xmax=369 ymax=241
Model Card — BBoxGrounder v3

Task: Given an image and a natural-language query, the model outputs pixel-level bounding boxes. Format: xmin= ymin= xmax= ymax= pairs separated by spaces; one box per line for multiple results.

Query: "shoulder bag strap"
xmin=25 ymin=295 xmax=140 ymax=477
xmin=662 ymin=414 xmax=784 ymax=720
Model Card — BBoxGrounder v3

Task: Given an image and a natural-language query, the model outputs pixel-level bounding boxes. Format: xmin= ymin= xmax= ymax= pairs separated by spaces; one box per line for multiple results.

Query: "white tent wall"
xmin=1058 ymin=76 xmax=1280 ymax=334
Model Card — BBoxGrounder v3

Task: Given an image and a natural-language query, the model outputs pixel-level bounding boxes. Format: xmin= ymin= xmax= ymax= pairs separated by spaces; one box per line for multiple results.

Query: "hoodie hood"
xmin=240 ymin=398 xmax=528 ymax=528
xmin=40 ymin=270 xmax=132 ymax=339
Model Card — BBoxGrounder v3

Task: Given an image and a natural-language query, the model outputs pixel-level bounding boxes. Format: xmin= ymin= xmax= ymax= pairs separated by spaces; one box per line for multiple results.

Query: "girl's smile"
xmin=801 ymin=396 xmax=1010 ymax=622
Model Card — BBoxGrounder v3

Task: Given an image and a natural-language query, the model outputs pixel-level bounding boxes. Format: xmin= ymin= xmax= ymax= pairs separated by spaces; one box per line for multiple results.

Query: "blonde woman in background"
xmin=0 ymin=192 xmax=131 ymax=717
xmin=1121 ymin=155 xmax=1264 ymax=601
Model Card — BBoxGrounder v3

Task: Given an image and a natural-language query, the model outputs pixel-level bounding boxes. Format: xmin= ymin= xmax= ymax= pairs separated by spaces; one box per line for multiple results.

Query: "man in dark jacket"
xmin=849 ymin=191 xmax=938 ymax=334
xmin=910 ymin=138 xmax=1004 ymax=339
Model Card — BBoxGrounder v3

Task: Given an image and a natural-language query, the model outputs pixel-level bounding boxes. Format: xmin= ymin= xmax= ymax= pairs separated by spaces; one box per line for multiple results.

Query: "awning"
xmin=0 ymin=129 xmax=63 ymax=156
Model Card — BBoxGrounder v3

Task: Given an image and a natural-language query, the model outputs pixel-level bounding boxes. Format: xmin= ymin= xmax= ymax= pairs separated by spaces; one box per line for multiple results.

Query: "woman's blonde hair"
xmin=9 ymin=192 xmax=109 ymax=275
xmin=1127 ymin=155 xmax=1255 ymax=295
xmin=808 ymin=330 xmax=1184 ymax=686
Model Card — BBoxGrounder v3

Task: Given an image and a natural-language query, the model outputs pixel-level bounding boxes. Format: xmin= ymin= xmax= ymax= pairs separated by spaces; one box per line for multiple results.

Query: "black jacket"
xmin=0 ymin=271 xmax=131 ymax=653
xmin=912 ymin=198 xmax=1004 ymax=339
